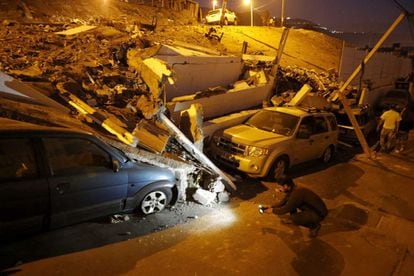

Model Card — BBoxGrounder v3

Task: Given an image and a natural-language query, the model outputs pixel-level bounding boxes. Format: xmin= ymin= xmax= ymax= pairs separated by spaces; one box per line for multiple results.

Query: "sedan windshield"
xmin=245 ymin=110 xmax=299 ymax=136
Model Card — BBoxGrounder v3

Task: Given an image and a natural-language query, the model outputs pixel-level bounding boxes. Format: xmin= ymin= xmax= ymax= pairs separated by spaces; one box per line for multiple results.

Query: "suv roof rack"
xmin=295 ymin=106 xmax=323 ymax=113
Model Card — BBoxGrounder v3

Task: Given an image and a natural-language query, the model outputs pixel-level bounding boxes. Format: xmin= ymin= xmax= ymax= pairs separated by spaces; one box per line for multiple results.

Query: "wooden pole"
xmin=266 ymin=27 xmax=290 ymax=105
xmin=338 ymin=12 xmax=406 ymax=158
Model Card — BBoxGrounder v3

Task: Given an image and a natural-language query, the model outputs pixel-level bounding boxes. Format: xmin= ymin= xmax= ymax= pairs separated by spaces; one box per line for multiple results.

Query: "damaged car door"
xmin=0 ymin=137 xmax=49 ymax=235
xmin=43 ymin=137 xmax=128 ymax=228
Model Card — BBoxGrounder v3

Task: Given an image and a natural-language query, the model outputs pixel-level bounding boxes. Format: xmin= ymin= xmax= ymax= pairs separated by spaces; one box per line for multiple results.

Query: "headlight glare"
xmin=246 ymin=146 xmax=268 ymax=157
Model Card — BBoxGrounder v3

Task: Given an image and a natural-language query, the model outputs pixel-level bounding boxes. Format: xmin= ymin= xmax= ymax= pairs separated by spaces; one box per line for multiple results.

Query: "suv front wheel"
xmin=267 ymin=156 xmax=289 ymax=181
xmin=321 ymin=145 xmax=334 ymax=163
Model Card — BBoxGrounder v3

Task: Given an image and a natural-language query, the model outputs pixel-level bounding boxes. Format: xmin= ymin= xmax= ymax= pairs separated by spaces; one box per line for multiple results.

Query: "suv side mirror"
xmin=112 ymin=159 xmax=120 ymax=172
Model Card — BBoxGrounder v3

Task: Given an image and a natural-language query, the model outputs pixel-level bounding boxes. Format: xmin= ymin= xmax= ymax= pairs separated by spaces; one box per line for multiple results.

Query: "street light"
xmin=281 ymin=0 xmax=285 ymax=27
xmin=244 ymin=0 xmax=253 ymax=26
xmin=212 ymin=0 xmax=218 ymax=10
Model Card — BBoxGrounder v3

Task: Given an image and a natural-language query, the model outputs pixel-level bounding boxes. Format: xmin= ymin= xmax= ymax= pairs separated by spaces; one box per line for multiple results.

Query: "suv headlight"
xmin=246 ymin=146 xmax=268 ymax=157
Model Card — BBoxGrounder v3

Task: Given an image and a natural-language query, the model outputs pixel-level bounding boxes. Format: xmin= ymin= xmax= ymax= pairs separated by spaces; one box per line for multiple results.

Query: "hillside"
xmin=0 ymin=0 xmax=342 ymax=72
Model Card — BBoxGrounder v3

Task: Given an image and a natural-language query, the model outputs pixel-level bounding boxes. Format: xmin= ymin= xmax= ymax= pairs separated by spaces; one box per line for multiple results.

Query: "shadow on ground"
xmin=0 ymin=202 xmax=217 ymax=272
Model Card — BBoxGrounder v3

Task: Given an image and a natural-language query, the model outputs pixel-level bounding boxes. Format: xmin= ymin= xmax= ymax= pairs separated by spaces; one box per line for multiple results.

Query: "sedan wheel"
xmin=140 ymin=189 xmax=169 ymax=215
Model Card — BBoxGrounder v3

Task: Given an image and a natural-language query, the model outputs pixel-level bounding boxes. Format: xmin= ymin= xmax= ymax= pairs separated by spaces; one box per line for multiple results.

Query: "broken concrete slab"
xmin=0 ymin=71 xmax=68 ymax=111
xmin=179 ymin=103 xmax=204 ymax=152
xmin=8 ymin=63 xmax=43 ymax=80
xmin=127 ymin=50 xmax=174 ymax=99
xmin=217 ymin=191 xmax=230 ymax=203
xmin=131 ymin=94 xmax=162 ymax=120
xmin=193 ymin=188 xmax=216 ymax=205
xmin=287 ymin=84 xmax=312 ymax=106
xmin=55 ymin=25 xmax=97 ymax=37
xmin=132 ymin=119 xmax=170 ymax=153
xmin=153 ymin=44 xmax=243 ymax=100
xmin=168 ymin=76 xmax=273 ymax=121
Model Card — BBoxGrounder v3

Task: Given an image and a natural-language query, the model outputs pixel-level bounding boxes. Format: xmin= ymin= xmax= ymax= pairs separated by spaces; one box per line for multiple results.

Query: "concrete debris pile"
xmin=277 ymin=66 xmax=339 ymax=97
xmin=0 ymin=2 xmax=344 ymax=205
xmin=0 ymin=15 xmax=236 ymax=204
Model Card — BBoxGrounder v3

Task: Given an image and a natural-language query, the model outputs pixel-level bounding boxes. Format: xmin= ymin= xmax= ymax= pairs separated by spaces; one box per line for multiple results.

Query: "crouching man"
xmin=261 ymin=177 xmax=328 ymax=238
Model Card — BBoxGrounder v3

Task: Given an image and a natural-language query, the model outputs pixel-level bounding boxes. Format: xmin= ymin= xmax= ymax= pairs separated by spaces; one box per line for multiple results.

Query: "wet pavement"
xmin=2 ymin=135 xmax=414 ymax=275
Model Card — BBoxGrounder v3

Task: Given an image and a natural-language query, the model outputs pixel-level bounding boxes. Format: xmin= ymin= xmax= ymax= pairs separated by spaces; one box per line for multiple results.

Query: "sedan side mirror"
xmin=112 ymin=159 xmax=120 ymax=172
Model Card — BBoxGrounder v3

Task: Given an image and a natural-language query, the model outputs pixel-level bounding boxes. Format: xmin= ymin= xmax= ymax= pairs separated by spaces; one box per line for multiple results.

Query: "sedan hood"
xmin=127 ymin=161 xmax=175 ymax=184
xmin=223 ymin=124 xmax=289 ymax=147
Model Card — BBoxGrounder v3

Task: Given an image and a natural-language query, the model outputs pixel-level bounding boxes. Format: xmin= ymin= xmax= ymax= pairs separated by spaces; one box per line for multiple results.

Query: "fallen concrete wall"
xmin=0 ymin=71 xmax=69 ymax=111
xmin=168 ymin=77 xmax=273 ymax=121
xmin=155 ymin=45 xmax=243 ymax=100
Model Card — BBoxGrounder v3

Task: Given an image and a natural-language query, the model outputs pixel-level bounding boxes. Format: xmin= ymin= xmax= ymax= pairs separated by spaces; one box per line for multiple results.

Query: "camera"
xmin=258 ymin=205 xmax=269 ymax=214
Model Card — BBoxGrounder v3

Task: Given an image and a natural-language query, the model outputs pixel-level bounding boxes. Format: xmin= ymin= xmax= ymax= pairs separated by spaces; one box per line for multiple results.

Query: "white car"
xmin=209 ymin=106 xmax=339 ymax=180
xmin=205 ymin=8 xmax=238 ymax=25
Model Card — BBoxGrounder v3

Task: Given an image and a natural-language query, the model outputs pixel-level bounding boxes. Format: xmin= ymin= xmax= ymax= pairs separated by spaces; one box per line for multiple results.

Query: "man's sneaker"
xmin=309 ymin=224 xmax=321 ymax=238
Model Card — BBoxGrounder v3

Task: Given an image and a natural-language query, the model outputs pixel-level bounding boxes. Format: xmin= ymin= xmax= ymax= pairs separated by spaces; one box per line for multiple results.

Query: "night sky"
xmin=201 ymin=0 xmax=414 ymax=36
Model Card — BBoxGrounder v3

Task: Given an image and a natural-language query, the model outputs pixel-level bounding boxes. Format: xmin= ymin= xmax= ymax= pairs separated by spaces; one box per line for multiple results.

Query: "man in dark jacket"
xmin=261 ymin=177 xmax=328 ymax=238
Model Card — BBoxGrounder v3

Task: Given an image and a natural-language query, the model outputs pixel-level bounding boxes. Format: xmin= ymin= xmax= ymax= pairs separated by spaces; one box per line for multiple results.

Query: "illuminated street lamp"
xmin=244 ymin=0 xmax=253 ymax=26
xmin=212 ymin=0 xmax=218 ymax=10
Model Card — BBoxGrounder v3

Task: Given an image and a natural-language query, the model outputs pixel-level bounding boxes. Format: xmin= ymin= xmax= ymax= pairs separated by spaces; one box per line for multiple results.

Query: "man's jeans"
xmin=380 ymin=128 xmax=396 ymax=152
xmin=291 ymin=210 xmax=323 ymax=229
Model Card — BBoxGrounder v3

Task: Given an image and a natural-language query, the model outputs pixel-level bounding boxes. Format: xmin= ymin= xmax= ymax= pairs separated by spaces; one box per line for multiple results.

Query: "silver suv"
xmin=204 ymin=8 xmax=238 ymax=25
xmin=209 ymin=106 xmax=338 ymax=180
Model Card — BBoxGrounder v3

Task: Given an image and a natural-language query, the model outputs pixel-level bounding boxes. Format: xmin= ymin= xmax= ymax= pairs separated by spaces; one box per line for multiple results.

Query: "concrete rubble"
xmin=0 ymin=2 xmax=352 ymax=205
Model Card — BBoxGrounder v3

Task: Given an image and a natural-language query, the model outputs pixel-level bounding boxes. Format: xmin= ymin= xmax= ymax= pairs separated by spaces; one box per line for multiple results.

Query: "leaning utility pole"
xmin=266 ymin=27 xmax=290 ymax=105
xmin=220 ymin=0 xmax=227 ymax=26
xmin=337 ymin=11 xmax=407 ymax=158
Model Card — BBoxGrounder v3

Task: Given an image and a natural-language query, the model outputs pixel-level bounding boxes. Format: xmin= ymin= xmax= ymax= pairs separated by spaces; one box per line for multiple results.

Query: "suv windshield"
xmin=245 ymin=110 xmax=299 ymax=136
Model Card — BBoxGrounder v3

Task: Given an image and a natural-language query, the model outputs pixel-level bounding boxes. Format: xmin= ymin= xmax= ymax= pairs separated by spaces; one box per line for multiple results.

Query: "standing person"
xmin=261 ymin=177 xmax=328 ymax=238
xmin=395 ymin=107 xmax=413 ymax=153
xmin=377 ymin=104 xmax=401 ymax=152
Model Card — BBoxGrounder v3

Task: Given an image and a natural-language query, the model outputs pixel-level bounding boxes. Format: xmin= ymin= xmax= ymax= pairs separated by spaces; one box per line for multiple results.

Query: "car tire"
xmin=268 ymin=156 xmax=289 ymax=181
xmin=139 ymin=188 xmax=172 ymax=215
xmin=321 ymin=145 xmax=334 ymax=163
